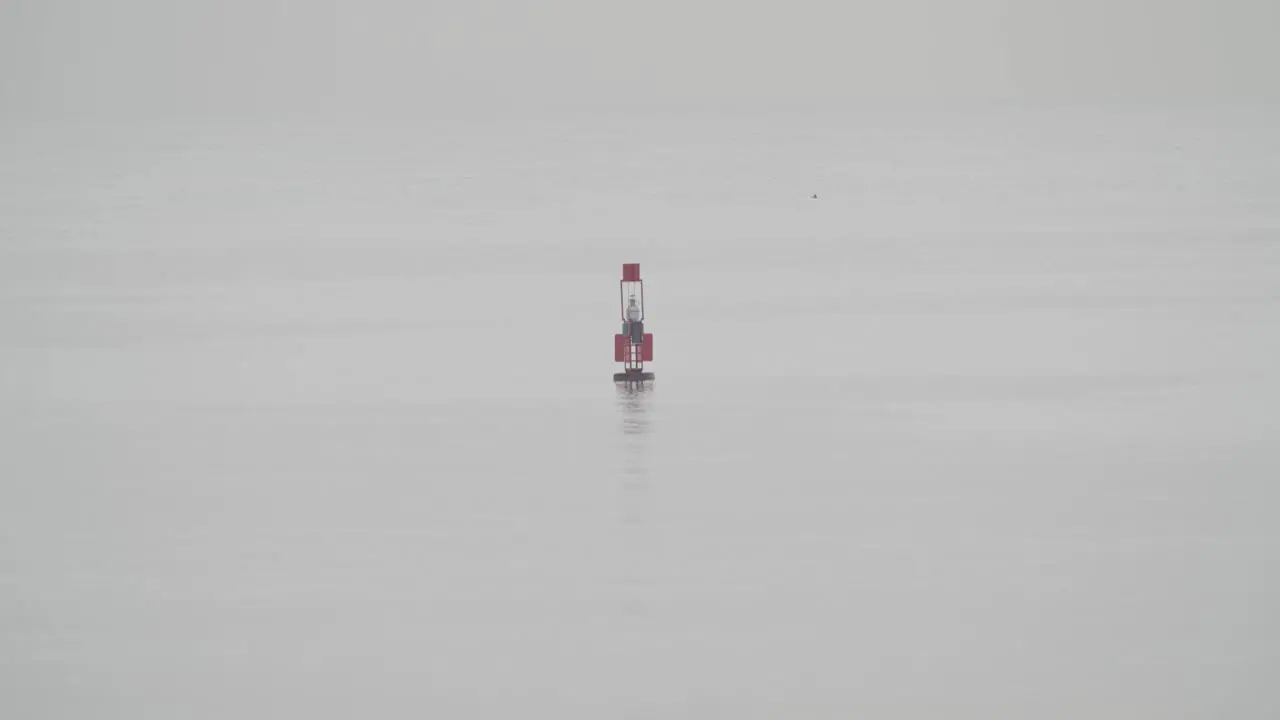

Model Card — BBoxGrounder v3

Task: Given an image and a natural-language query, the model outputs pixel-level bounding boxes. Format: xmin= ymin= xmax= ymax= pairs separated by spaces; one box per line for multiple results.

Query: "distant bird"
xmin=811 ymin=194 xmax=819 ymax=199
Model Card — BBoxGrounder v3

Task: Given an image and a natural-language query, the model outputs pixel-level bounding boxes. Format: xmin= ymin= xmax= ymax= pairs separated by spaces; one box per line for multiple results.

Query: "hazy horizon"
xmin=2 ymin=0 xmax=1278 ymax=123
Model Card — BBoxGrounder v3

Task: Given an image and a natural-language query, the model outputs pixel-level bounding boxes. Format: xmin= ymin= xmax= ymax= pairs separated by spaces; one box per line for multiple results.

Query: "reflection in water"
xmin=616 ymin=380 xmax=653 ymax=438
xmin=614 ymin=380 xmax=654 ymax=529
xmin=614 ymin=380 xmax=655 ymax=630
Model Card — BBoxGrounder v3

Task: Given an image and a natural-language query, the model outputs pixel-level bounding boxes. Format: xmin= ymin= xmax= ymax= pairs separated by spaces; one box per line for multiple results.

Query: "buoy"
xmin=614 ymin=263 xmax=654 ymax=382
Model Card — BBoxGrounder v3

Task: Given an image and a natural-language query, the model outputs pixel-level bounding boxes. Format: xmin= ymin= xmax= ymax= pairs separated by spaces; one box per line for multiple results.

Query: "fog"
xmin=3 ymin=2 xmax=1280 ymax=719
xmin=2 ymin=0 xmax=1278 ymax=121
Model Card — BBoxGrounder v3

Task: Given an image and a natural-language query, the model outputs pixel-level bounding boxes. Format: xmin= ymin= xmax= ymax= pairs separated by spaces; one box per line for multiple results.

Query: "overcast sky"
xmin=1 ymin=0 xmax=1277 ymax=120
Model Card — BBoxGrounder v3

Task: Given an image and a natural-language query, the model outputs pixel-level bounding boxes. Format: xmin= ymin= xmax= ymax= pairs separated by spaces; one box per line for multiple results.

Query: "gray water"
xmin=3 ymin=106 xmax=1279 ymax=717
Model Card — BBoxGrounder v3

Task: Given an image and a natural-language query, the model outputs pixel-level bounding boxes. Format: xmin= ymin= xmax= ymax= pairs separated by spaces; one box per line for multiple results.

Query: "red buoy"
xmin=614 ymin=263 xmax=654 ymax=382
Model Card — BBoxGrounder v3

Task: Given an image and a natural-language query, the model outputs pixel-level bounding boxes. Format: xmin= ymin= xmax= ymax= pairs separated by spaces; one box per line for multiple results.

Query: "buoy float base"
xmin=613 ymin=372 xmax=655 ymax=382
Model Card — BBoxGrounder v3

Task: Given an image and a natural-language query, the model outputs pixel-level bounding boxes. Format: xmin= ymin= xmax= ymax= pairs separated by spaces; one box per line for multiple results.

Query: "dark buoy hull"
xmin=613 ymin=371 xmax=655 ymax=382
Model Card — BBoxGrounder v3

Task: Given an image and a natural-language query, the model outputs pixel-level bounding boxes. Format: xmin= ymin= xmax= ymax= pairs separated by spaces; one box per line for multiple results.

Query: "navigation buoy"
xmin=614 ymin=263 xmax=654 ymax=382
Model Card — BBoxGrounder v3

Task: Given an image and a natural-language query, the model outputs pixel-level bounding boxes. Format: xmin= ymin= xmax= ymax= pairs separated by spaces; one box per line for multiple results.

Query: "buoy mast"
xmin=614 ymin=263 xmax=654 ymax=382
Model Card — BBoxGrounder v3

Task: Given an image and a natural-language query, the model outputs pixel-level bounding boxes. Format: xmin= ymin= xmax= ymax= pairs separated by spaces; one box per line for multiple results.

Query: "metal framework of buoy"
xmin=613 ymin=263 xmax=654 ymax=382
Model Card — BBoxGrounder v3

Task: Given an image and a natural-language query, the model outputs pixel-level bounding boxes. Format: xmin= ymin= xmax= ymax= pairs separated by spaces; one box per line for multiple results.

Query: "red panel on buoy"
xmin=614 ymin=334 xmax=627 ymax=362
xmin=641 ymin=334 xmax=654 ymax=361
xmin=622 ymin=263 xmax=641 ymax=282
